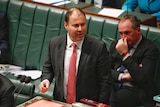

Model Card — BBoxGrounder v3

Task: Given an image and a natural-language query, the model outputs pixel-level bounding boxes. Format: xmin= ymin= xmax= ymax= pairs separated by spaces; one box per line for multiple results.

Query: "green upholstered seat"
xmin=86 ymin=15 xmax=91 ymax=28
xmin=25 ymin=5 xmax=50 ymax=69
xmin=10 ymin=79 xmax=35 ymax=106
xmin=13 ymin=2 xmax=36 ymax=68
xmin=7 ymin=0 xmax=23 ymax=64
xmin=147 ymin=27 xmax=160 ymax=49
xmin=140 ymin=25 xmax=149 ymax=37
xmin=58 ymin=10 xmax=67 ymax=35
xmin=39 ymin=7 xmax=66 ymax=69
xmin=0 ymin=0 xmax=9 ymax=12
xmin=87 ymin=15 xmax=104 ymax=40
xmin=102 ymin=18 xmax=119 ymax=49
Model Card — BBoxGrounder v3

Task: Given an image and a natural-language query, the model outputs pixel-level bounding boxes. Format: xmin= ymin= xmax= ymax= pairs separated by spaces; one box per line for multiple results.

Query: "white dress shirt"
xmin=64 ymin=34 xmax=84 ymax=98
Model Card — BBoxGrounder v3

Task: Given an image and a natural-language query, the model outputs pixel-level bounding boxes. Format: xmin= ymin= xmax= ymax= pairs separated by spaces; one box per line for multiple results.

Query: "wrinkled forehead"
xmin=118 ymin=20 xmax=133 ymax=31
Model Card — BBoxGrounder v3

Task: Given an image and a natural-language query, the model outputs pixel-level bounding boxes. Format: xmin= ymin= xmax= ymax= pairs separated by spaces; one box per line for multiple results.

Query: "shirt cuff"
xmin=122 ymin=53 xmax=130 ymax=61
xmin=42 ymin=79 xmax=50 ymax=85
xmin=118 ymin=73 xmax=124 ymax=81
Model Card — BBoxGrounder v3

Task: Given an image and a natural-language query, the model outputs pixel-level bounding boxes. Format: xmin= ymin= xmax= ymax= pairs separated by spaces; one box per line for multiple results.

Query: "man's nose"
xmin=78 ymin=26 xmax=82 ymax=31
xmin=121 ymin=33 xmax=127 ymax=38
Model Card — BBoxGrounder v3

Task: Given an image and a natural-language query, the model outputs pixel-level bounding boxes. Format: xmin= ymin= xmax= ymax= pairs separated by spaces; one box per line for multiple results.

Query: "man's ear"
xmin=64 ymin=21 xmax=68 ymax=30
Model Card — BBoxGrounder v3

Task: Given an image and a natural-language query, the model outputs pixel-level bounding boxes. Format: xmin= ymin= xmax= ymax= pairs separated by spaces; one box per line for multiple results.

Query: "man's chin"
xmin=76 ymin=37 xmax=84 ymax=41
xmin=77 ymin=35 xmax=84 ymax=39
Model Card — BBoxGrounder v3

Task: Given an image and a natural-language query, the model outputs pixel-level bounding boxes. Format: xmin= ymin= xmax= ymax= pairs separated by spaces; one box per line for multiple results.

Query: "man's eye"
xmin=73 ymin=25 xmax=78 ymax=28
xmin=124 ymin=31 xmax=130 ymax=35
xmin=81 ymin=23 xmax=85 ymax=26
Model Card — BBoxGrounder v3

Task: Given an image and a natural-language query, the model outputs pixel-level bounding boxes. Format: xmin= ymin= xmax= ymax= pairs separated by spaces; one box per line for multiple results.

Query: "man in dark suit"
xmin=39 ymin=7 xmax=113 ymax=105
xmin=0 ymin=74 xmax=15 ymax=107
xmin=0 ymin=12 xmax=9 ymax=63
xmin=109 ymin=15 xmax=159 ymax=107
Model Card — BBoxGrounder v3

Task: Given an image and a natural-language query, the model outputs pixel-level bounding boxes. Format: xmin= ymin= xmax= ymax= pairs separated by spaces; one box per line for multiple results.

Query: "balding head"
xmin=65 ymin=7 xmax=86 ymax=23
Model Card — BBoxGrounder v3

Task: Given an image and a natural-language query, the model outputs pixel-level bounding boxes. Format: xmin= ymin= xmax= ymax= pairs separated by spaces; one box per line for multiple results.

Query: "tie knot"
xmin=72 ymin=43 xmax=77 ymax=49
xmin=128 ymin=46 xmax=133 ymax=51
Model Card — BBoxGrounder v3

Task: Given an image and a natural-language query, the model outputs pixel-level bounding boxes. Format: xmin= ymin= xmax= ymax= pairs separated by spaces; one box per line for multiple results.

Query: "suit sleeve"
xmin=41 ymin=38 xmax=54 ymax=83
xmin=0 ymin=85 xmax=15 ymax=107
xmin=0 ymin=12 xmax=9 ymax=55
xmin=109 ymin=41 xmax=121 ymax=82
xmin=97 ymin=42 xmax=113 ymax=104
xmin=123 ymin=46 xmax=159 ymax=84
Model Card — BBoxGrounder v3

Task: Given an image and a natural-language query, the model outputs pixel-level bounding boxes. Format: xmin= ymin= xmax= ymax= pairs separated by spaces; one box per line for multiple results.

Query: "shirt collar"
xmin=133 ymin=35 xmax=142 ymax=49
xmin=66 ymin=33 xmax=84 ymax=49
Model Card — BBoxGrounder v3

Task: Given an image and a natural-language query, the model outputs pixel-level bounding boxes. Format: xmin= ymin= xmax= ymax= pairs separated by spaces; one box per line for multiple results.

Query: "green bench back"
xmin=10 ymin=79 xmax=35 ymax=106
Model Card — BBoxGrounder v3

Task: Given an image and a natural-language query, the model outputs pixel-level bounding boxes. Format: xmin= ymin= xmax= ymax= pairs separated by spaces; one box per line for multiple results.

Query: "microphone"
xmin=20 ymin=75 xmax=26 ymax=82
xmin=12 ymin=75 xmax=26 ymax=95
xmin=24 ymin=76 xmax=32 ymax=83
xmin=127 ymin=0 xmax=128 ymax=15
xmin=14 ymin=75 xmax=32 ymax=105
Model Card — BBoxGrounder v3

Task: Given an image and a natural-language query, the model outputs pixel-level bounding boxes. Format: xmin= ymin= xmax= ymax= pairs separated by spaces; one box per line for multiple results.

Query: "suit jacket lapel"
xmin=58 ymin=35 xmax=67 ymax=75
xmin=57 ymin=35 xmax=67 ymax=99
xmin=132 ymin=36 xmax=145 ymax=57
xmin=77 ymin=36 xmax=91 ymax=78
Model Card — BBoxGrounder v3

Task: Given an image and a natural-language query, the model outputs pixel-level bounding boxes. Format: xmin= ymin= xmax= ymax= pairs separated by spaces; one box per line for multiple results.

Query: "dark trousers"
xmin=115 ymin=86 xmax=141 ymax=107
xmin=113 ymin=85 xmax=155 ymax=107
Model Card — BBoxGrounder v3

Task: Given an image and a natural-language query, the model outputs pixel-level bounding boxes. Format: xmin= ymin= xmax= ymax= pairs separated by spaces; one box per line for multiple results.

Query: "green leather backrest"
xmin=6 ymin=0 xmax=67 ymax=69
xmin=86 ymin=15 xmax=119 ymax=49
xmin=102 ymin=18 xmax=119 ymax=49
xmin=0 ymin=0 xmax=9 ymax=12
xmin=39 ymin=7 xmax=66 ymax=69
xmin=10 ymin=79 xmax=35 ymax=106
xmin=7 ymin=0 xmax=23 ymax=63
xmin=25 ymin=5 xmax=50 ymax=69
xmin=140 ymin=25 xmax=149 ymax=37
xmin=147 ymin=27 xmax=160 ymax=94
xmin=58 ymin=11 xmax=67 ymax=35
xmin=86 ymin=15 xmax=90 ymax=29
xmin=9 ymin=1 xmax=36 ymax=68
xmin=147 ymin=27 xmax=160 ymax=49
xmin=87 ymin=15 xmax=104 ymax=40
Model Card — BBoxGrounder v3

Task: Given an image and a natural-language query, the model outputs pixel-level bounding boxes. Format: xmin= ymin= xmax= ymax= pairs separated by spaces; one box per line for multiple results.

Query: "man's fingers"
xmin=39 ymin=81 xmax=49 ymax=93
xmin=139 ymin=64 xmax=142 ymax=67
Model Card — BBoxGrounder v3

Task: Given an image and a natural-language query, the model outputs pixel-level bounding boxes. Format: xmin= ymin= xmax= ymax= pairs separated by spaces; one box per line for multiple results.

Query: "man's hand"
xmin=116 ymin=38 xmax=128 ymax=55
xmin=121 ymin=64 xmax=143 ymax=81
xmin=39 ymin=80 xmax=50 ymax=93
xmin=121 ymin=72 xmax=132 ymax=81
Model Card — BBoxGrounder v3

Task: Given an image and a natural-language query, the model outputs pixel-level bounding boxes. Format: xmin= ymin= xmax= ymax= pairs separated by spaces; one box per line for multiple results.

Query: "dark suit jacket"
xmin=0 ymin=74 xmax=15 ymax=107
xmin=41 ymin=34 xmax=113 ymax=104
xmin=109 ymin=36 xmax=159 ymax=106
xmin=0 ymin=12 xmax=9 ymax=63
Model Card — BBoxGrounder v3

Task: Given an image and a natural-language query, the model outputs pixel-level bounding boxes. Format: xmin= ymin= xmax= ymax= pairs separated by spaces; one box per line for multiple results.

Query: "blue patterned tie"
xmin=116 ymin=46 xmax=133 ymax=90
xmin=116 ymin=65 xmax=127 ymax=90
xmin=119 ymin=65 xmax=126 ymax=73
